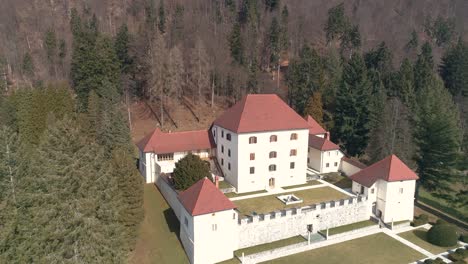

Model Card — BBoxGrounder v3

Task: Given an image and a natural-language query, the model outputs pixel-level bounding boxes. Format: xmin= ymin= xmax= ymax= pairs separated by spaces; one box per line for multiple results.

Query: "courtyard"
xmin=261 ymin=233 xmax=426 ymax=264
xmin=233 ymin=185 xmax=350 ymax=217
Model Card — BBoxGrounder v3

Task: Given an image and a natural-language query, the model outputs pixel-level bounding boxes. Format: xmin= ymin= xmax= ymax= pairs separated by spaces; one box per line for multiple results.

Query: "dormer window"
xmin=249 ymin=136 xmax=257 ymax=144
xmin=270 ymin=135 xmax=277 ymax=142
xmin=290 ymin=133 xmax=298 ymax=140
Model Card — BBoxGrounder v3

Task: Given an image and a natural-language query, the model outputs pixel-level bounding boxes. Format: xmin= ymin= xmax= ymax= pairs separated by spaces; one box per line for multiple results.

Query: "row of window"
xmin=219 ymin=129 xmax=299 ymax=143
xmin=221 ymin=147 xmax=298 ymax=159
xmin=249 ymin=163 xmax=295 ymax=174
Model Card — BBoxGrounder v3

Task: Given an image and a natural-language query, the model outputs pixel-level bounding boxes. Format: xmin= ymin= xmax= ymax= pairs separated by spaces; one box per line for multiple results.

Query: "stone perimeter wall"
xmin=156 ymin=176 xmax=182 ymax=220
xmin=238 ymin=196 xmax=370 ymax=248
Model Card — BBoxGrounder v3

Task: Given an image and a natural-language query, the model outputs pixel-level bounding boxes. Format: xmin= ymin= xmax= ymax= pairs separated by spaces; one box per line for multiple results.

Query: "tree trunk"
xmin=211 ymin=76 xmax=214 ymax=108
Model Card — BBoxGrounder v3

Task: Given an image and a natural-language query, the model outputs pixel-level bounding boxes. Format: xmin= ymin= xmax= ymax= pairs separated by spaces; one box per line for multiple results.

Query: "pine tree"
xmin=415 ymin=76 xmax=462 ymax=200
xmin=268 ymin=17 xmax=280 ymax=66
xmin=246 ymin=58 xmax=258 ymax=93
xmin=22 ymin=52 xmax=35 ymax=78
xmin=115 ymin=23 xmax=133 ymax=74
xmin=86 ymin=90 xmax=100 ymax=140
xmin=414 ymin=42 xmax=434 ymax=93
xmin=44 ymin=28 xmax=57 ymax=75
xmin=304 ymin=92 xmax=324 ymax=126
xmin=110 ymin=148 xmax=144 ymax=251
xmin=324 ymin=3 xmax=348 ymax=44
xmin=397 ymin=58 xmax=416 ymax=107
xmin=173 ymin=153 xmax=211 ymax=190
xmin=405 ymin=30 xmax=419 ymax=51
xmin=440 ymin=40 xmax=468 ymax=98
xmin=229 ymin=22 xmax=244 ymax=64
xmin=332 ymin=53 xmax=371 ymax=157
xmin=280 ymin=5 xmax=289 ymax=50
xmin=286 ymin=45 xmax=321 ymax=115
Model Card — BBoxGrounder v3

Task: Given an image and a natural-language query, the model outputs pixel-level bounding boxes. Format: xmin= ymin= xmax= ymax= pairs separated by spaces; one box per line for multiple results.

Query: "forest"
xmin=0 ymin=0 xmax=467 ymax=262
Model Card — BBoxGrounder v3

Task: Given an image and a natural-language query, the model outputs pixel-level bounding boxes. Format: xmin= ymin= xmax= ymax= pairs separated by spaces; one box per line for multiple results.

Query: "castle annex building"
xmin=137 ymin=94 xmax=419 ymax=264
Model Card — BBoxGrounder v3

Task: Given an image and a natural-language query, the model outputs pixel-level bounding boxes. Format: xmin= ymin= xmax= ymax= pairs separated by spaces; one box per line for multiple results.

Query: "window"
xmin=326 ymin=163 xmax=329 ymax=168
xmin=221 ymin=145 xmax=224 ymax=153
xmin=328 ymin=152 xmax=331 ymax=156
xmin=269 ymin=164 xmax=276 ymax=171
xmin=290 ymin=133 xmax=298 ymax=140
xmin=269 ymin=151 xmax=277 ymax=158
xmin=290 ymin=149 xmax=297 ymax=156
xmin=270 ymin=135 xmax=277 ymax=142
xmin=250 ymin=153 xmax=255 ymax=160
xmin=399 ymin=188 xmax=404 ymax=194
xmin=157 ymin=153 xmax=174 ymax=161
xmin=184 ymin=217 xmax=188 ymax=227
xmin=250 ymin=167 xmax=255 ymax=174
xmin=308 ymin=148 xmax=310 ymax=153
xmin=371 ymin=188 xmax=375 ymax=194
xmin=233 ymin=213 xmax=236 ymax=220
xmin=334 ymin=162 xmax=338 ymax=167
xmin=336 ymin=151 xmax=339 ymax=156
xmin=221 ymin=130 xmax=224 ymax=138
xmin=228 ymin=149 xmax=231 ymax=157
xmin=290 ymin=162 xmax=295 ymax=169
xmin=228 ymin=163 xmax=231 ymax=170
xmin=226 ymin=133 xmax=231 ymax=141
xmin=307 ymin=157 xmax=310 ymax=163
xmin=221 ymin=158 xmax=224 ymax=165
xmin=249 ymin=136 xmax=257 ymax=144
xmin=212 ymin=224 xmax=217 ymax=231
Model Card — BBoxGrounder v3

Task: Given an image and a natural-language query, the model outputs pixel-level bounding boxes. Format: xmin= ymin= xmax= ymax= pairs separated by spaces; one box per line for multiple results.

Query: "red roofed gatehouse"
xmin=178 ymin=178 xmax=238 ymax=264
xmin=350 ymin=154 xmax=419 ymax=223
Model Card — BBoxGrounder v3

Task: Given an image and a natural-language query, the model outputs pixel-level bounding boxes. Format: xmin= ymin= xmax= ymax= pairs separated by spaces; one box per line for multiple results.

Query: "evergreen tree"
xmin=110 ymin=148 xmax=144 ymax=251
xmin=280 ymin=5 xmax=289 ymax=50
xmin=405 ymin=30 xmax=419 ymax=51
xmin=22 ymin=52 xmax=34 ymax=78
xmin=415 ymin=76 xmax=462 ymax=200
xmin=229 ymin=22 xmax=244 ymax=64
xmin=173 ymin=153 xmax=211 ymax=190
xmin=414 ymin=42 xmax=434 ymax=93
xmin=332 ymin=53 xmax=371 ymax=157
xmin=44 ymin=28 xmax=57 ymax=75
xmin=115 ymin=23 xmax=133 ymax=74
xmin=158 ymin=0 xmax=166 ymax=33
xmin=286 ymin=45 xmax=321 ymax=115
xmin=246 ymin=58 xmax=258 ymax=93
xmin=397 ymin=58 xmax=416 ymax=106
xmin=264 ymin=0 xmax=279 ymax=11
xmin=440 ymin=40 xmax=468 ymax=97
xmin=304 ymin=92 xmax=324 ymax=126
xmin=86 ymin=90 xmax=100 ymax=140
xmin=340 ymin=24 xmax=361 ymax=55
xmin=268 ymin=17 xmax=280 ymax=66
xmin=324 ymin=3 xmax=348 ymax=44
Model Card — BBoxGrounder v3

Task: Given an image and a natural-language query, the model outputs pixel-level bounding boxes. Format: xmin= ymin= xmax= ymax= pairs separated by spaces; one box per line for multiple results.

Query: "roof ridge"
xmin=191 ymin=179 xmax=208 ymax=214
xmin=235 ymin=96 xmax=249 ymax=132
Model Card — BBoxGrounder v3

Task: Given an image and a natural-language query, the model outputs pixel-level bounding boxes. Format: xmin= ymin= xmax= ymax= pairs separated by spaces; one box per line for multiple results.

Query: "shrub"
xmin=427 ymin=224 xmax=459 ymax=247
xmin=172 ymin=153 xmax=211 ymax=190
xmin=435 ymin=219 xmax=448 ymax=226
xmin=424 ymin=257 xmax=445 ymax=264
xmin=461 ymin=233 xmax=467 ymax=243
xmin=412 ymin=214 xmax=429 ymax=227
xmin=448 ymin=248 xmax=468 ymax=261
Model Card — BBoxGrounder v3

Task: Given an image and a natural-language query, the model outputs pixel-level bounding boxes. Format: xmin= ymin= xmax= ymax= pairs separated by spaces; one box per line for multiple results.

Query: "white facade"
xmin=212 ymin=125 xmax=308 ymax=193
xmin=139 ymin=150 xmax=211 ymax=184
xmin=352 ymin=179 xmax=416 ymax=223
xmin=180 ymin=207 xmax=238 ymax=264
xmin=307 ymin=148 xmax=344 ymax=173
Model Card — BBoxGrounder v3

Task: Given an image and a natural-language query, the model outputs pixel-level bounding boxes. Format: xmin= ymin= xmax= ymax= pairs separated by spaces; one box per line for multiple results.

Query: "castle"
xmin=137 ymin=94 xmax=418 ymax=264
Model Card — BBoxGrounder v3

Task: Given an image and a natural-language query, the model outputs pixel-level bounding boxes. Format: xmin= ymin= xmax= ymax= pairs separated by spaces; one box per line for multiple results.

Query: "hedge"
xmin=427 ymin=224 xmax=459 ymax=247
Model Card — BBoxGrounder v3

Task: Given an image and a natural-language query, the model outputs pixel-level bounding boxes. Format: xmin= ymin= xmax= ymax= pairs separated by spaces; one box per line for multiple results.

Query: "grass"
xmin=262 ymin=233 xmax=425 ymax=264
xmin=234 ymin=236 xmax=306 ymax=258
xmin=129 ymin=184 xmax=188 ymax=264
xmin=322 ymin=172 xmax=353 ymax=189
xmin=218 ymin=180 xmax=233 ymax=189
xmin=321 ymin=220 xmax=376 ymax=236
xmin=418 ymin=188 xmax=468 ymax=222
xmin=234 ymin=186 xmax=349 ymax=216
xmin=216 ymin=258 xmax=240 ymax=264
xmin=398 ymin=228 xmax=459 ymax=254
xmin=225 ymin=190 xmax=267 ymax=198
xmin=282 ymin=180 xmax=321 ymax=189
xmin=392 ymin=220 xmax=410 ymax=226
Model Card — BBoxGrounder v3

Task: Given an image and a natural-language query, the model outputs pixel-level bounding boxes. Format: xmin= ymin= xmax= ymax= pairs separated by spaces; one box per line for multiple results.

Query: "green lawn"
xmin=129 ymin=184 xmax=188 ymax=264
xmin=225 ymin=190 xmax=268 ymax=198
xmin=262 ymin=233 xmax=425 ymax=264
xmin=322 ymin=172 xmax=352 ymax=189
xmin=418 ymin=188 xmax=468 ymax=222
xmin=282 ymin=180 xmax=322 ymax=189
xmin=234 ymin=236 xmax=306 ymax=258
xmin=219 ymin=180 xmax=233 ymax=189
xmin=321 ymin=220 xmax=376 ymax=236
xmin=234 ymin=186 xmax=349 ymax=216
xmin=398 ymin=228 xmax=459 ymax=254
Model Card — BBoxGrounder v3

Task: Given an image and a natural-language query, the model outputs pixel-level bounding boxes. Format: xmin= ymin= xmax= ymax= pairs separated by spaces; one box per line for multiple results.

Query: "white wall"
xmin=340 ymin=160 xmax=363 ymax=176
xmin=237 ymin=129 xmax=308 ymax=193
xmin=212 ymin=126 xmax=240 ymax=190
xmin=190 ymin=209 xmax=239 ymax=264
xmin=320 ymin=150 xmax=344 ymax=173
xmin=307 ymin=147 xmax=321 ymax=172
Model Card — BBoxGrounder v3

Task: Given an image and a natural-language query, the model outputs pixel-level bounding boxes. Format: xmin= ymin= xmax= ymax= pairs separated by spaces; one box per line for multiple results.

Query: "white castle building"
xmin=137 ymin=94 xmax=419 ymax=264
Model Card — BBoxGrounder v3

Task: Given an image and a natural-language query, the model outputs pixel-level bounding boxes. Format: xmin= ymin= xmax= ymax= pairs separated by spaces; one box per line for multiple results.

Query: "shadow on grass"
xmin=334 ymin=178 xmax=352 ymax=188
xmin=413 ymin=229 xmax=429 ymax=241
xmin=163 ymin=208 xmax=185 ymax=248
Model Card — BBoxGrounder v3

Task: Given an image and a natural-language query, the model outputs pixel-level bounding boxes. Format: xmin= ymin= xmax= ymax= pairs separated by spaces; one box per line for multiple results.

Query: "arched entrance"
xmin=269 ymin=178 xmax=275 ymax=188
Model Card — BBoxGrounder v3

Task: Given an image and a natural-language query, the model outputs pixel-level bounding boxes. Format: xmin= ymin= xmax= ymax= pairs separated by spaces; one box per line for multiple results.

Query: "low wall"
xmin=155 ymin=176 xmax=182 ymax=220
xmin=340 ymin=158 xmax=365 ymax=176
xmin=322 ymin=223 xmax=380 ymax=240
xmin=239 ymin=241 xmax=308 ymax=263
xmin=238 ymin=196 xmax=371 ymax=248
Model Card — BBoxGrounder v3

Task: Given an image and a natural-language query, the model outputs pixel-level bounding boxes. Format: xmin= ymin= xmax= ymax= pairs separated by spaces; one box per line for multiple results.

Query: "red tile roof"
xmin=213 ymin=94 xmax=310 ymax=133
xmin=178 ymin=178 xmax=237 ymax=216
xmin=350 ymin=154 xmax=419 ymax=187
xmin=308 ymin=135 xmax=340 ymax=151
xmin=137 ymin=128 xmax=215 ymax=154
xmin=341 ymin=157 xmax=367 ymax=169
xmin=305 ymin=115 xmax=327 ymax=135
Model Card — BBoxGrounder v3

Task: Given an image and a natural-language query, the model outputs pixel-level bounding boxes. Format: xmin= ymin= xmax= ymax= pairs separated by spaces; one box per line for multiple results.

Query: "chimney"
xmin=326 ymin=132 xmax=330 ymax=140
xmin=215 ymin=175 xmax=219 ymax=189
